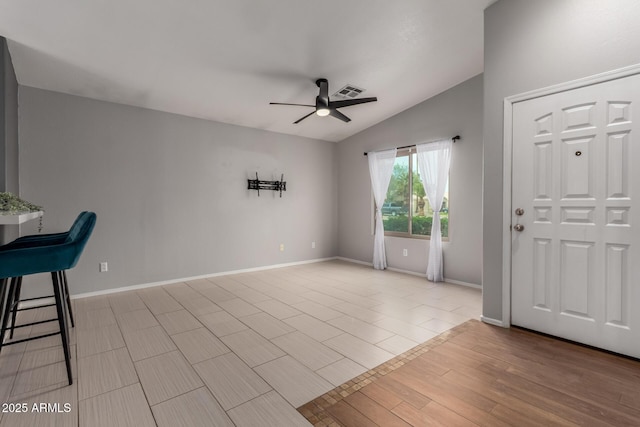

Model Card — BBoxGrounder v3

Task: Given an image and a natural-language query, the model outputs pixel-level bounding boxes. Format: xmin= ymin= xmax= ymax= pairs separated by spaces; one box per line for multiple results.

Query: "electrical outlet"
xmin=279 ymin=243 xmax=285 ymax=252
xmin=311 ymin=241 xmax=316 ymax=249
xmin=403 ymin=249 xmax=408 ymax=257
xmin=99 ymin=262 xmax=108 ymax=272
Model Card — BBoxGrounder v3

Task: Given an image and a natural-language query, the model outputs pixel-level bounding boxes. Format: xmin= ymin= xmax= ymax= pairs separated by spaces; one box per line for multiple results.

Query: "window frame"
xmin=378 ymin=147 xmax=450 ymax=241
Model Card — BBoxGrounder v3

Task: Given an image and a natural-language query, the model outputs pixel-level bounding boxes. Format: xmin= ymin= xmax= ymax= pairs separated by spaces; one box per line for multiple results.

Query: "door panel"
xmin=605 ymin=243 xmax=629 ymax=327
xmin=511 ymin=73 xmax=640 ymax=358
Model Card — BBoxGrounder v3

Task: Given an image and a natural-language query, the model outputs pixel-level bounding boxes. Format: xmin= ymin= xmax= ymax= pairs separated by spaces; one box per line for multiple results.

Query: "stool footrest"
xmin=17 ymin=303 xmax=56 ymax=312
xmin=20 ymin=295 xmax=55 ymax=302
xmin=11 ymin=318 xmax=58 ymax=329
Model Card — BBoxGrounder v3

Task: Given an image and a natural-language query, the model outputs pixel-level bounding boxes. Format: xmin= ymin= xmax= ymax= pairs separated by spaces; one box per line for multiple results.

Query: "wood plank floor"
xmin=298 ymin=319 xmax=640 ymax=426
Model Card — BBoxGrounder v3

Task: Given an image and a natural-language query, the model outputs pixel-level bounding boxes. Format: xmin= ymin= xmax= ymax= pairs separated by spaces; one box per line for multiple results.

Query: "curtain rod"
xmin=363 ymin=135 xmax=460 ymax=156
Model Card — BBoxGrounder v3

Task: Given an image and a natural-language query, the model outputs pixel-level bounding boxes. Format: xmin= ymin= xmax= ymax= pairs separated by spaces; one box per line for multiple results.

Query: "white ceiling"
xmin=0 ymin=0 xmax=494 ymax=142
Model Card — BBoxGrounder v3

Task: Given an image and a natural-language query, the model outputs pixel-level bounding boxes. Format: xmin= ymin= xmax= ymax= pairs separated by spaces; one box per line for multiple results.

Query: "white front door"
xmin=511 ymin=73 xmax=640 ymax=358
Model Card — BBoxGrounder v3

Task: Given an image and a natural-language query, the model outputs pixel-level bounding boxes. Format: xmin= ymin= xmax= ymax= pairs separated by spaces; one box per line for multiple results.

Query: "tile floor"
xmin=0 ymin=260 xmax=481 ymax=426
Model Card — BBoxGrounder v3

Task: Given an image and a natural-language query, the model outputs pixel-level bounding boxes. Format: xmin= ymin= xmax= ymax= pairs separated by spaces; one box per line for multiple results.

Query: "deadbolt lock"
xmin=515 ymin=208 xmax=524 ymax=216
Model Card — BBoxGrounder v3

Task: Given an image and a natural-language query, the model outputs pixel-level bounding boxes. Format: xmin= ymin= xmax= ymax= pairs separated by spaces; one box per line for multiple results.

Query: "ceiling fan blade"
xmin=270 ymin=102 xmax=315 ymax=107
xmin=316 ymin=78 xmax=329 ymax=103
xmin=329 ymin=109 xmax=351 ymax=123
xmin=329 ymin=97 xmax=377 ymax=109
xmin=294 ymin=111 xmax=316 ymax=124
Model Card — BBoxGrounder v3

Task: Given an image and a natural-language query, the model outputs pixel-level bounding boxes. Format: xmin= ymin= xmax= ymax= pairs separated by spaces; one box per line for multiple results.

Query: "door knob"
xmin=514 ymin=224 xmax=524 ymax=232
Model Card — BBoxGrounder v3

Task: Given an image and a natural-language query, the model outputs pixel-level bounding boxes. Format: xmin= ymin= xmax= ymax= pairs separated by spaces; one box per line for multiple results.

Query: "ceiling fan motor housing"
xmin=316 ymin=96 xmax=329 ymax=110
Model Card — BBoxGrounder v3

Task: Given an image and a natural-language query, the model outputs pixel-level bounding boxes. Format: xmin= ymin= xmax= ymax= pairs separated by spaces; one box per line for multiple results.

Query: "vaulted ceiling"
xmin=0 ymin=0 xmax=495 ymax=142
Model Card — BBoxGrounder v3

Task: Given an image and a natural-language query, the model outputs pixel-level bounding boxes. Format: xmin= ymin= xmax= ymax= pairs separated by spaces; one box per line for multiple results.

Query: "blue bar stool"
xmin=0 ymin=212 xmax=96 ymax=385
xmin=2 ymin=212 xmax=91 ymax=338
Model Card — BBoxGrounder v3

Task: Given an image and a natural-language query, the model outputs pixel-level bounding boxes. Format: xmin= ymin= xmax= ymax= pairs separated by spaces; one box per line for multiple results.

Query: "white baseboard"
xmin=72 ymin=257 xmax=337 ymax=300
xmin=335 ymin=256 xmax=372 ymax=267
xmin=70 ymin=255 xmax=481 ymax=302
xmin=336 ymin=257 xmax=481 ymax=289
xmin=19 ymin=298 xmax=55 ymax=309
xmin=444 ymin=278 xmax=482 ymax=289
xmin=481 ymin=315 xmax=509 ymax=328
xmin=388 ymin=266 xmax=426 ymax=277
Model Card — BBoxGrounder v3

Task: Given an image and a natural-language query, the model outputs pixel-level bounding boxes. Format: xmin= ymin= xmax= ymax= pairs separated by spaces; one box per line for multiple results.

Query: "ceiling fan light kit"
xmin=270 ymin=78 xmax=377 ymax=124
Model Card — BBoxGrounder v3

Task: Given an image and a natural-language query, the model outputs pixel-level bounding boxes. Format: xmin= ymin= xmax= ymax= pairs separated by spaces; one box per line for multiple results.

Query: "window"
xmin=380 ymin=148 xmax=449 ymax=239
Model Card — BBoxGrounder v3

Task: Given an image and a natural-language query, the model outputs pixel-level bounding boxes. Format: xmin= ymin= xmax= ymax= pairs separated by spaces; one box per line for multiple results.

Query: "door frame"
xmin=500 ymin=63 xmax=640 ymax=328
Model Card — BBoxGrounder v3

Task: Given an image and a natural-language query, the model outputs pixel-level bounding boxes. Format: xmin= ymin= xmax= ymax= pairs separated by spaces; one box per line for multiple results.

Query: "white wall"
xmin=483 ymin=0 xmax=640 ymax=321
xmin=18 ymin=87 xmax=337 ymax=296
xmin=336 ymin=74 xmax=483 ymax=285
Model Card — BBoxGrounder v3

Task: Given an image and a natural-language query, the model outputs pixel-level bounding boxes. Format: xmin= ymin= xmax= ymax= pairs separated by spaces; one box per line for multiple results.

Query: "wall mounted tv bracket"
xmin=248 ymin=172 xmax=286 ymax=197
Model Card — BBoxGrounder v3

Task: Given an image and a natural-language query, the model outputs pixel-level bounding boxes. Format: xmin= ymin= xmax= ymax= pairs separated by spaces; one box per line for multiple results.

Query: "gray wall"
xmin=0 ymin=38 xmax=18 ymax=194
xmin=337 ymin=74 xmax=483 ymax=285
xmin=1 ymin=37 xmax=20 ymax=243
xmin=18 ymin=87 xmax=337 ymax=296
xmin=483 ymin=0 xmax=640 ymax=321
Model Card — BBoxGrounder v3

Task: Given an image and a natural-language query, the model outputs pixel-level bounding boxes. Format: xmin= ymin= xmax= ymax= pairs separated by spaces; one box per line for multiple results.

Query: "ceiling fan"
xmin=270 ymin=78 xmax=377 ymax=124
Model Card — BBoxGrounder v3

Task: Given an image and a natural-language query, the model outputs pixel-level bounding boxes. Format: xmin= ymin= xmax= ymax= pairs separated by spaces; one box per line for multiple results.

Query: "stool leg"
xmin=52 ymin=272 xmax=72 ymax=386
xmin=61 ymin=271 xmax=74 ymax=328
xmin=0 ymin=278 xmax=18 ymax=352
xmin=0 ymin=278 xmax=9 ymax=352
xmin=9 ymin=276 xmax=23 ymax=338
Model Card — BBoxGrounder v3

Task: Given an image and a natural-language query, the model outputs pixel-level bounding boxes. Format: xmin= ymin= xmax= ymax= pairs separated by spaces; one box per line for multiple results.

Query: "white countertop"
xmin=0 ymin=211 xmax=44 ymax=225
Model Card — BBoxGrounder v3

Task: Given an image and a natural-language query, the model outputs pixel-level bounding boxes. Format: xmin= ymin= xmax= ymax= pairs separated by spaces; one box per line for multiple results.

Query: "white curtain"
xmin=416 ymin=139 xmax=452 ymax=281
xmin=367 ymin=148 xmax=397 ymax=270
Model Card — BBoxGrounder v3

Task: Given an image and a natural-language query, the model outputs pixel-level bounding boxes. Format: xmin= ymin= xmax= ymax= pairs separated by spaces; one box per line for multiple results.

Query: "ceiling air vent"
xmin=332 ymin=84 xmax=366 ymax=99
